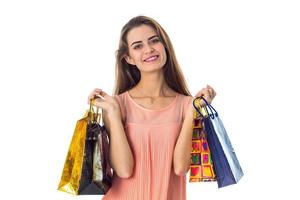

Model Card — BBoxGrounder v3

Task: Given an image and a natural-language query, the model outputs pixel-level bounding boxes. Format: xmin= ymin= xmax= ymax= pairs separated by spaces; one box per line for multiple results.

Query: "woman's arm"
xmin=89 ymin=88 xmax=134 ymax=179
xmin=173 ymin=97 xmax=194 ymax=176
xmin=173 ymin=85 xmax=217 ymax=176
xmin=104 ymin=110 xmax=134 ymax=179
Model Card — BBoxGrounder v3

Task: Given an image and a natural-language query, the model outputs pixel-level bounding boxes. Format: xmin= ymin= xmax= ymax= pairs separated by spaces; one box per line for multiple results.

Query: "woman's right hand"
xmin=88 ymin=88 xmax=122 ymax=122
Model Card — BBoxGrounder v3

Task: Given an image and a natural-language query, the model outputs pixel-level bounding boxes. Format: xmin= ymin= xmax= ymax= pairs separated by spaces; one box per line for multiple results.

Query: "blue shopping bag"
xmin=193 ymin=97 xmax=243 ymax=188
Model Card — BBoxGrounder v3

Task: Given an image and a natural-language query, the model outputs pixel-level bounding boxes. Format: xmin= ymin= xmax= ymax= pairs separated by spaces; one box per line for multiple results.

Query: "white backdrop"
xmin=0 ymin=0 xmax=299 ymax=199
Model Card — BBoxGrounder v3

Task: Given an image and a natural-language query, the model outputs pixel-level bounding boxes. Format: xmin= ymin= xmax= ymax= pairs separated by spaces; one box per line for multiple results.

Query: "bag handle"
xmin=89 ymin=98 xmax=103 ymax=125
xmin=200 ymin=96 xmax=218 ymax=119
xmin=193 ymin=97 xmax=206 ymax=118
xmin=199 ymin=96 xmax=218 ymax=119
xmin=193 ymin=96 xmax=218 ymax=119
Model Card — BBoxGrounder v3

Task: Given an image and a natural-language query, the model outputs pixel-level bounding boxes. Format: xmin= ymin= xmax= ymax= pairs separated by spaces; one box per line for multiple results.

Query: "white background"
xmin=0 ymin=0 xmax=299 ymax=199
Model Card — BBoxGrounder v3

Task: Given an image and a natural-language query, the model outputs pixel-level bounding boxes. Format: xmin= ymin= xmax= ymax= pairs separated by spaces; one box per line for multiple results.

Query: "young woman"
xmin=88 ymin=16 xmax=217 ymax=200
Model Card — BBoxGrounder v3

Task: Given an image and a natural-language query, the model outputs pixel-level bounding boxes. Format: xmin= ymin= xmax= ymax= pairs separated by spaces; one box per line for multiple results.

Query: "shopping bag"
xmin=58 ymin=101 xmax=112 ymax=195
xmin=202 ymin=97 xmax=244 ymax=184
xmin=189 ymin=100 xmax=216 ymax=182
xmin=193 ymin=97 xmax=243 ymax=188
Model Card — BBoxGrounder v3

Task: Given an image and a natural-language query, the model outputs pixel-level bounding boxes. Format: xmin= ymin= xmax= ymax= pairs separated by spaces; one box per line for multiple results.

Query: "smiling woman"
xmin=124 ymin=24 xmax=168 ymax=74
xmin=88 ymin=15 xmax=217 ymax=200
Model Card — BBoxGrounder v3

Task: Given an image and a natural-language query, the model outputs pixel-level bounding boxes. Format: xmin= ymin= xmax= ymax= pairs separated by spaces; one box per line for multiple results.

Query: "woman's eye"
xmin=133 ymin=44 xmax=142 ymax=49
xmin=150 ymin=38 xmax=160 ymax=44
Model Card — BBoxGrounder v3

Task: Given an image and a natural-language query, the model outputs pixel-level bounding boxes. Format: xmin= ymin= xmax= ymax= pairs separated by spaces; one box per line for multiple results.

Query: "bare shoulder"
xmin=112 ymin=93 xmax=126 ymax=124
xmin=182 ymin=95 xmax=194 ymax=121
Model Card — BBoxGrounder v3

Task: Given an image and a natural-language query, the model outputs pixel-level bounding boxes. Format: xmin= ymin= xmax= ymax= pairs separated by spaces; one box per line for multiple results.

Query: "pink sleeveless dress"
xmin=102 ymin=91 xmax=192 ymax=200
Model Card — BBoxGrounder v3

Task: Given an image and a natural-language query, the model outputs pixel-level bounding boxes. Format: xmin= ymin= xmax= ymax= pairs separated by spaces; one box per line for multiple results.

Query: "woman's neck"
xmin=134 ymin=71 xmax=169 ymax=98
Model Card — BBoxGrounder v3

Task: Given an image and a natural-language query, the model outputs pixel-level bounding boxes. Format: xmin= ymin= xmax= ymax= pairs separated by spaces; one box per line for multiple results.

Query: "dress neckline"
xmin=125 ymin=90 xmax=179 ymax=112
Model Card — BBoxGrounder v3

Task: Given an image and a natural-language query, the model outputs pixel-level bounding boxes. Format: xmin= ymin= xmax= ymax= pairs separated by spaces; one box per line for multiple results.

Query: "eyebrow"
xmin=130 ymin=35 xmax=159 ymax=46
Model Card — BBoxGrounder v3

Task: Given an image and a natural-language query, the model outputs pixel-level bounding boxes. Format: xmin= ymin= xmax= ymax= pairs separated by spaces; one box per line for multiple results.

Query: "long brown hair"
xmin=113 ymin=16 xmax=191 ymax=96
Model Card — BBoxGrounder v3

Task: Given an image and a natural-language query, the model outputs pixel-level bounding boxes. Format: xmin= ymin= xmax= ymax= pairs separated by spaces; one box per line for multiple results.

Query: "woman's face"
xmin=125 ymin=25 xmax=167 ymax=73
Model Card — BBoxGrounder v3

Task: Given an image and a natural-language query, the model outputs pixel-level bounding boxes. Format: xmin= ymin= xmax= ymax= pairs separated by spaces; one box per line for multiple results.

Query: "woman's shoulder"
xmin=113 ymin=91 xmax=128 ymax=123
xmin=176 ymin=92 xmax=193 ymax=102
xmin=178 ymin=93 xmax=193 ymax=120
xmin=114 ymin=91 xmax=127 ymax=101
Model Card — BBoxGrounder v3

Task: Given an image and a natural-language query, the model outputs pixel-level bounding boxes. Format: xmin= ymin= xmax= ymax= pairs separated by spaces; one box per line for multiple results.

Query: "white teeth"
xmin=145 ymin=56 xmax=158 ymax=62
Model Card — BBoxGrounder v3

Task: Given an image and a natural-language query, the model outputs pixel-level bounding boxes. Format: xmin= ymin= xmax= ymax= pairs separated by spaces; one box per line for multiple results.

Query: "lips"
xmin=143 ymin=55 xmax=159 ymax=62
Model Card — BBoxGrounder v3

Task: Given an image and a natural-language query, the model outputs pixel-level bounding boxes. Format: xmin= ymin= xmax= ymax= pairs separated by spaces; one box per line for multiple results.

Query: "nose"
xmin=144 ymin=44 xmax=154 ymax=54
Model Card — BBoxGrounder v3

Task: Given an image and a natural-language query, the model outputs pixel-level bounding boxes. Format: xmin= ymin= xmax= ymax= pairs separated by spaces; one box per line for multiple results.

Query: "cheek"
xmin=135 ymin=54 xmax=143 ymax=63
xmin=160 ymin=47 xmax=168 ymax=62
xmin=129 ymin=51 xmax=141 ymax=63
xmin=157 ymin=44 xmax=167 ymax=57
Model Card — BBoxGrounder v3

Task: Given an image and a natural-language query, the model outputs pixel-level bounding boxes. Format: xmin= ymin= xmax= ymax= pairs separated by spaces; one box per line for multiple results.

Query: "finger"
xmin=89 ymin=91 xmax=101 ymax=99
xmin=199 ymin=88 xmax=210 ymax=99
xmin=93 ymin=88 xmax=102 ymax=93
xmin=195 ymin=92 xmax=204 ymax=98
xmin=206 ymin=84 xmax=215 ymax=91
xmin=91 ymin=89 xmax=102 ymax=97
xmin=203 ymin=90 xmax=211 ymax=100
xmin=99 ymin=90 xmax=108 ymax=98
xmin=94 ymin=91 xmax=111 ymax=102
xmin=211 ymin=89 xmax=216 ymax=98
xmin=195 ymin=88 xmax=206 ymax=97
xmin=91 ymin=98 xmax=109 ymax=110
xmin=208 ymin=88 xmax=213 ymax=98
xmin=206 ymin=85 xmax=216 ymax=97
xmin=89 ymin=89 xmax=102 ymax=96
xmin=88 ymin=89 xmax=103 ymax=104
xmin=88 ymin=93 xmax=99 ymax=103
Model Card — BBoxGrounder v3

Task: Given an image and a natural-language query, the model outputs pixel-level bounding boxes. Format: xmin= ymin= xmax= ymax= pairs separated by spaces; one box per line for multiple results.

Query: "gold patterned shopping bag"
xmin=189 ymin=98 xmax=216 ymax=182
xmin=58 ymin=101 xmax=112 ymax=195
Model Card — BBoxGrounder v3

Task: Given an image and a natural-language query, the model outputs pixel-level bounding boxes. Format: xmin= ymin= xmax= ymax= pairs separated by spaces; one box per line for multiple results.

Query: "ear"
xmin=125 ymin=55 xmax=136 ymax=65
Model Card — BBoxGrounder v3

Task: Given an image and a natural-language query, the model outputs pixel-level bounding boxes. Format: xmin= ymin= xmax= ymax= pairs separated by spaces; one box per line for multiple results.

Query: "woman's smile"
xmin=143 ymin=55 xmax=159 ymax=62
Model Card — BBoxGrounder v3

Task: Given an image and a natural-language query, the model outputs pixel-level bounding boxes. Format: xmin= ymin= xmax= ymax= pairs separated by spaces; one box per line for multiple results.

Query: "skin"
xmin=125 ymin=24 xmax=174 ymax=106
xmin=88 ymin=24 xmax=217 ymax=177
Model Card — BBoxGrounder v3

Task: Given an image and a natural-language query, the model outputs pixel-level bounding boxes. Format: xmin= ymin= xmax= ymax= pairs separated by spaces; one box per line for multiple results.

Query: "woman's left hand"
xmin=194 ymin=84 xmax=217 ymax=106
xmin=184 ymin=85 xmax=217 ymax=120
